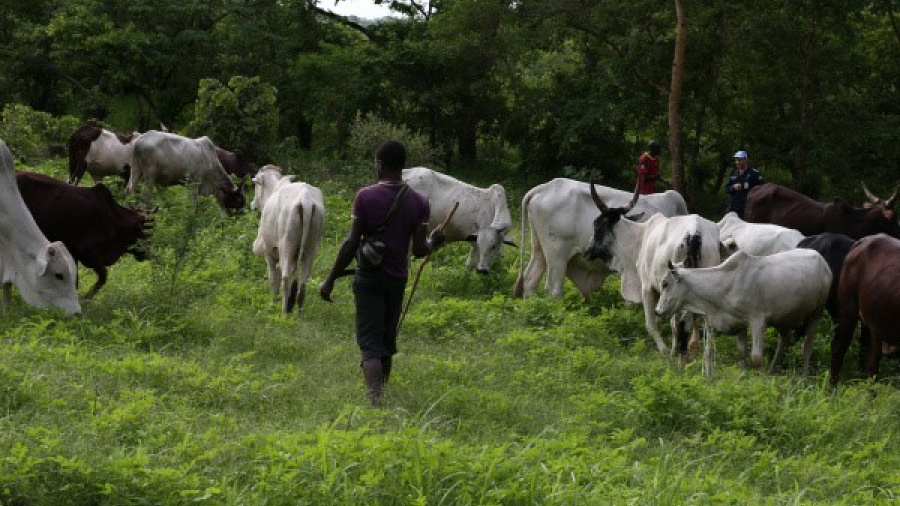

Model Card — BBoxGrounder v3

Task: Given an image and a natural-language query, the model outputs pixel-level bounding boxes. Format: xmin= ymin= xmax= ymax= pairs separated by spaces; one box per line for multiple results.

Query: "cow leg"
xmin=83 ymin=267 xmax=108 ymax=300
xmin=861 ymin=326 xmax=883 ymax=380
xmin=545 ymin=259 xmax=567 ymax=299
xmin=799 ymin=314 xmax=821 ymax=376
xmin=465 ymin=245 xmax=479 ymax=271
xmin=830 ymin=317 xmax=858 ymax=386
xmin=642 ymin=287 xmax=667 ymax=353
xmin=280 ymin=254 xmax=297 ymax=313
xmin=264 ymin=253 xmax=280 ymax=297
xmin=735 ymin=328 xmax=749 ymax=364
xmin=769 ymin=328 xmax=790 ymax=374
xmin=749 ymin=317 xmax=767 ymax=369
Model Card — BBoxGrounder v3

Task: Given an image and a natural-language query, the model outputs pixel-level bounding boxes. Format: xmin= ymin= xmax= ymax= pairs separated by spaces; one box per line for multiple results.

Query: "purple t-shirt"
xmin=352 ymin=182 xmax=430 ymax=277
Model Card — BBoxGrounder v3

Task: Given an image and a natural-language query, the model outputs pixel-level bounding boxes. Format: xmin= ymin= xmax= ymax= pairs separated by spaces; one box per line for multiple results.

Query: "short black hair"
xmin=376 ymin=140 xmax=407 ymax=172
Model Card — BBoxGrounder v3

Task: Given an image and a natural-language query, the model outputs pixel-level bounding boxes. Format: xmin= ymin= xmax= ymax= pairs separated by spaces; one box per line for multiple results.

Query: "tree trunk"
xmin=668 ymin=0 xmax=687 ymax=198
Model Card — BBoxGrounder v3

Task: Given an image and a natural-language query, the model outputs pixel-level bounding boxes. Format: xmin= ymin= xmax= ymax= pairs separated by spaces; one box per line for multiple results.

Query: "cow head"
xmin=250 ymin=165 xmax=286 ymax=212
xmin=464 ymin=225 xmax=518 ymax=274
xmin=862 ymin=182 xmax=898 ymax=218
xmin=655 ymin=260 xmax=687 ymax=320
xmin=217 ymin=176 xmax=247 ymax=215
xmin=583 ymin=179 xmax=640 ymax=263
xmin=21 ymin=242 xmax=81 ymax=317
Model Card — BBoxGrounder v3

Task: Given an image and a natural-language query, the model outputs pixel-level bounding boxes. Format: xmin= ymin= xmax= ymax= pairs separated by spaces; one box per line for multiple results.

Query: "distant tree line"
xmin=1 ymin=0 xmax=897 ymax=210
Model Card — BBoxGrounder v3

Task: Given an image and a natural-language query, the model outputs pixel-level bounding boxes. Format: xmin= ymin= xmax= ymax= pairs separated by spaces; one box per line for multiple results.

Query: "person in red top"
xmin=635 ymin=140 xmax=664 ymax=195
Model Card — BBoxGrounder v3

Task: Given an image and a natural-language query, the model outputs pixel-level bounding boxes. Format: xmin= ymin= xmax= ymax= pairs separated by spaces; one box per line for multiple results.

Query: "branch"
xmin=311 ymin=5 xmax=384 ymax=44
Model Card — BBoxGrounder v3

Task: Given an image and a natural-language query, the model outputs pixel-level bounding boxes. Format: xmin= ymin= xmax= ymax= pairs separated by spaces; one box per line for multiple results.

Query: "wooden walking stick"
xmin=398 ymin=201 xmax=459 ymax=332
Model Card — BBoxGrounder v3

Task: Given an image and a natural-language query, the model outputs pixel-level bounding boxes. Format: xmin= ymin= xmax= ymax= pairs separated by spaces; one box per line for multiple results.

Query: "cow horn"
xmin=862 ymin=182 xmax=880 ymax=203
xmin=625 ymin=181 xmax=640 ymax=212
xmin=589 ymin=175 xmax=608 ymax=212
xmin=886 ymin=185 xmax=899 ymax=209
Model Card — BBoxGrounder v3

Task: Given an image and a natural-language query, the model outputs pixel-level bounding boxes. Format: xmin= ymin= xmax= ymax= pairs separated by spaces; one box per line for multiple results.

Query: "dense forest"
xmin=1 ymin=0 xmax=899 ymax=210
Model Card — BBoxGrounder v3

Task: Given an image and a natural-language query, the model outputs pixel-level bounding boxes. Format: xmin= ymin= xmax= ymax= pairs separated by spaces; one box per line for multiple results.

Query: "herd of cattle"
xmin=1 ymin=126 xmax=899 ymax=387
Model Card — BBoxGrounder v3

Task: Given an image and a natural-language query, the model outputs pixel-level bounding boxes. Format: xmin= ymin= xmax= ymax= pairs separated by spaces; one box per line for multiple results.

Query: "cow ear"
xmin=503 ymin=239 xmax=519 ymax=248
xmin=624 ymin=212 xmax=644 ymax=222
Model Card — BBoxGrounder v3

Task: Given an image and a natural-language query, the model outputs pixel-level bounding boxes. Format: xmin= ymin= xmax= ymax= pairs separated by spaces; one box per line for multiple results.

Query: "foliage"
xmin=346 ymin=112 xmax=441 ymax=168
xmin=0 ymin=103 xmax=80 ymax=160
xmin=186 ymin=76 xmax=279 ymax=161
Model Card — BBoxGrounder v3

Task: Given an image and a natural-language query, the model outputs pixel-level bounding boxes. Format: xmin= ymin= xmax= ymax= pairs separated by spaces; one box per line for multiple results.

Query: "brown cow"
xmin=17 ymin=171 xmax=152 ymax=299
xmin=830 ymin=234 xmax=900 ymax=386
xmin=744 ymin=183 xmax=899 ymax=240
xmin=215 ymin=147 xmax=255 ymax=178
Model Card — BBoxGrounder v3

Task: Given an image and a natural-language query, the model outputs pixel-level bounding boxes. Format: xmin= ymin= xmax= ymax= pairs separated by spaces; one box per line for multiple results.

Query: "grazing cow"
xmin=717 ymin=211 xmax=804 ymax=257
xmin=513 ymin=178 xmax=688 ymax=299
xmin=251 ymin=165 xmax=325 ymax=313
xmin=583 ymin=182 xmax=720 ymax=354
xmin=127 ymin=130 xmax=246 ymax=212
xmin=744 ymin=183 xmax=900 ymax=239
xmin=17 ymin=171 xmax=152 ymax=299
xmin=68 ymin=125 xmax=141 ymax=185
xmin=215 ymin=147 xmax=255 ymax=178
xmin=831 ymin=234 xmax=900 ymax=385
xmin=402 ymin=167 xmax=516 ymax=273
xmin=655 ymin=249 xmax=831 ymax=373
xmin=0 ymin=140 xmax=81 ymax=316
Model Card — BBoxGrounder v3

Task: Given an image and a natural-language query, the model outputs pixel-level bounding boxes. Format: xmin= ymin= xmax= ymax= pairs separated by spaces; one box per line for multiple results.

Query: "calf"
xmin=251 ymin=166 xmax=325 ymax=313
xmin=0 ymin=140 xmax=81 ymax=316
xmin=656 ymin=249 xmax=831 ymax=373
xmin=403 ymin=167 xmax=516 ymax=273
xmin=583 ymin=182 xmax=720 ymax=355
xmin=17 ymin=171 xmax=152 ymax=299
xmin=831 ymin=234 xmax=900 ymax=385
xmin=215 ymin=147 xmax=255 ymax=178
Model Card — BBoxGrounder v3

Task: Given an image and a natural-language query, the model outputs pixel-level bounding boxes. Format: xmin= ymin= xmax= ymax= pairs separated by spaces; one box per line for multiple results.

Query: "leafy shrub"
xmin=0 ymin=103 xmax=80 ymax=159
xmin=186 ymin=76 xmax=279 ymax=161
xmin=346 ymin=112 xmax=441 ymax=169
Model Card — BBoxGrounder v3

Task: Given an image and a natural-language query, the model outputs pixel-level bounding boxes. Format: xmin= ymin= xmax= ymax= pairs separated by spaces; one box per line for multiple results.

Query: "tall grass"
xmin=0 ymin=157 xmax=898 ymax=505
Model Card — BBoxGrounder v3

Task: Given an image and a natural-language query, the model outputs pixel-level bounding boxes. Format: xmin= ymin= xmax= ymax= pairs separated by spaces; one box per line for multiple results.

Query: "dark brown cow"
xmin=67 ymin=125 xmax=140 ymax=185
xmin=214 ymin=147 xmax=255 ymax=178
xmin=16 ymin=171 xmax=152 ymax=299
xmin=744 ymin=183 xmax=900 ymax=240
xmin=830 ymin=234 xmax=900 ymax=386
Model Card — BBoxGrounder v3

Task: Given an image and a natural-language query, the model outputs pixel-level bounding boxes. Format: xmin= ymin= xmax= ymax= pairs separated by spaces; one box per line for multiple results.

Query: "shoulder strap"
xmin=372 ymin=184 xmax=409 ymax=235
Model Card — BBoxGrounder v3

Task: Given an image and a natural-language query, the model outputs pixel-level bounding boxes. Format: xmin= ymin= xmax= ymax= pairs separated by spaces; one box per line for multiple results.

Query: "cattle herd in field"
xmin=1 ymin=126 xmax=899 ymax=387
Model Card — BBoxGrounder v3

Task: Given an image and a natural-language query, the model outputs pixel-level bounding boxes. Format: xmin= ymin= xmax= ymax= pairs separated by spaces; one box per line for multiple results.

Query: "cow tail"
xmin=296 ymin=203 xmax=313 ymax=277
xmin=513 ymin=190 xmax=532 ymax=297
xmin=685 ymin=233 xmax=702 ymax=268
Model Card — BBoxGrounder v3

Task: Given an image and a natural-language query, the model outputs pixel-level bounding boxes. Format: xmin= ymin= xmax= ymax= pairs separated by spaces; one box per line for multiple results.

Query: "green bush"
xmin=186 ymin=76 xmax=279 ymax=161
xmin=0 ymin=103 xmax=81 ymax=160
xmin=346 ymin=112 xmax=441 ymax=169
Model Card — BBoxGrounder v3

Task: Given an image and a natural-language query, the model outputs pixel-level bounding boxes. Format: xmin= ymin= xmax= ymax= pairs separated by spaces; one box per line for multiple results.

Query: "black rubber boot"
xmin=381 ymin=356 xmax=393 ymax=385
xmin=361 ymin=359 xmax=384 ymax=407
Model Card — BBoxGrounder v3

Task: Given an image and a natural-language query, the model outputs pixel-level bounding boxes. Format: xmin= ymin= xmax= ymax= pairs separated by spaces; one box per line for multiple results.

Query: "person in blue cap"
xmin=725 ymin=150 xmax=764 ymax=218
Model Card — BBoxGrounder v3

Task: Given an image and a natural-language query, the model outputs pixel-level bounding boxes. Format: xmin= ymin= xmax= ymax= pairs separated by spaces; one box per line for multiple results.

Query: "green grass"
xmin=1 ymin=157 xmax=899 ymax=505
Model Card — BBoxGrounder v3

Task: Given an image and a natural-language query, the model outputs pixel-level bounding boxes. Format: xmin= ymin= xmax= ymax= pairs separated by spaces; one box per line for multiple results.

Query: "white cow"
xmin=583 ymin=182 xmax=720 ymax=354
xmin=402 ymin=167 xmax=516 ymax=273
xmin=0 ymin=140 xmax=81 ymax=316
xmin=251 ymin=165 xmax=325 ymax=313
xmin=655 ymin=249 xmax=831 ymax=373
xmin=127 ymin=130 xmax=245 ymax=212
xmin=67 ymin=125 xmax=140 ymax=185
xmin=513 ymin=178 xmax=688 ymax=299
xmin=717 ymin=212 xmax=804 ymax=257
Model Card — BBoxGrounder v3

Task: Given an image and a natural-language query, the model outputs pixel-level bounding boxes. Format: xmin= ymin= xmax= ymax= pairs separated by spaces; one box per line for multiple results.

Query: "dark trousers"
xmin=353 ymin=269 xmax=408 ymax=362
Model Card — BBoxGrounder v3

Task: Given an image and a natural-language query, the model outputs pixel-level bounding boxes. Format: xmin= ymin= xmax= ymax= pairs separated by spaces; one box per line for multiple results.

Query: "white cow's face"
xmin=468 ymin=226 xmax=514 ymax=274
xmin=655 ymin=266 xmax=688 ymax=320
xmin=22 ymin=242 xmax=81 ymax=317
